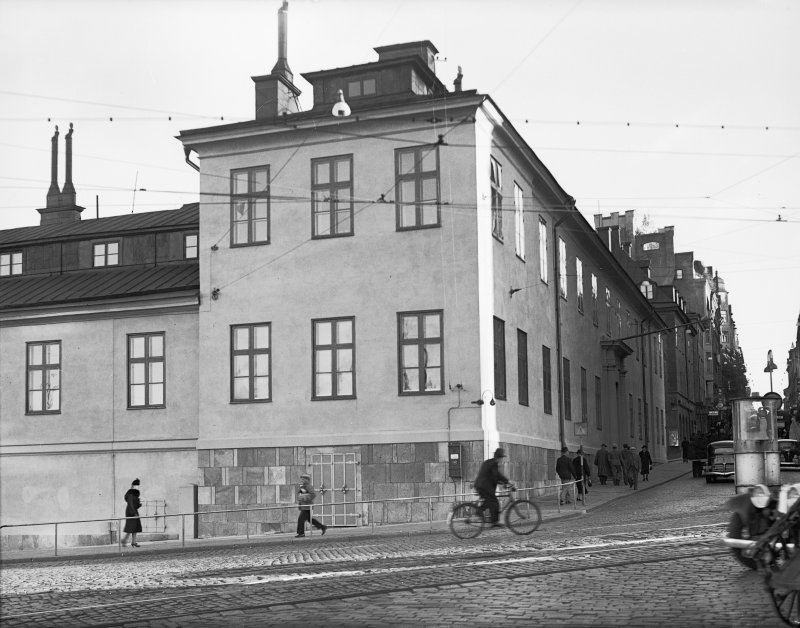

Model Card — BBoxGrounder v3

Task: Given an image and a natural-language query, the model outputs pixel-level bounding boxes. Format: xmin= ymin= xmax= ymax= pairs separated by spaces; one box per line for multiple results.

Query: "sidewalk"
xmin=0 ymin=460 xmax=691 ymax=565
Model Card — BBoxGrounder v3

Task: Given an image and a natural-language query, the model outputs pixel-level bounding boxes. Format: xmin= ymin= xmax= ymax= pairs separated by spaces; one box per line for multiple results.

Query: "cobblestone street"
xmin=0 ymin=465 xmax=788 ymax=627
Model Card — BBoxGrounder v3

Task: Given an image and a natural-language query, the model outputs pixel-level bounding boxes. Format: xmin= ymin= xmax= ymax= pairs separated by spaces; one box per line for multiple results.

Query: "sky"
xmin=1 ymin=0 xmax=798 ymax=396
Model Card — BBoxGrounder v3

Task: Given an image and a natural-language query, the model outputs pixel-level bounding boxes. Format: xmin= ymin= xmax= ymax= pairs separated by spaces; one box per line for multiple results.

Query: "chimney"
xmin=46 ymin=125 xmax=60 ymax=207
xmin=61 ymin=123 xmax=77 ymax=206
xmin=252 ymin=0 xmax=301 ymax=120
xmin=37 ymin=123 xmax=84 ymax=225
xmin=453 ymin=66 xmax=463 ymax=92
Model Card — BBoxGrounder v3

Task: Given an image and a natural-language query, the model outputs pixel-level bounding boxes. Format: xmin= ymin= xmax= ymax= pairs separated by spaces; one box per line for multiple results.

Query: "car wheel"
xmin=728 ymin=513 xmax=758 ymax=570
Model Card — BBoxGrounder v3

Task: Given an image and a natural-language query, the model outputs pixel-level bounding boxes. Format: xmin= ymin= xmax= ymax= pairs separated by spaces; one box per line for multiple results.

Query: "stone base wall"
xmin=196 ymin=441 xmax=569 ymax=536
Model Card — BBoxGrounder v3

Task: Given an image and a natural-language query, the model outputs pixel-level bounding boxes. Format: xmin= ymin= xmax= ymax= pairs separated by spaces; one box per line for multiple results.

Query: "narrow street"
xmin=0 ymin=475 xmax=781 ymax=627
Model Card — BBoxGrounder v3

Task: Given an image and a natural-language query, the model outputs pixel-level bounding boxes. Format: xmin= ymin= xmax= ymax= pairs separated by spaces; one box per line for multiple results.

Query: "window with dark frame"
xmin=395 ymin=145 xmax=440 ymax=230
xmin=347 ymin=77 xmax=376 ymax=98
xmin=542 ymin=345 xmax=552 ymax=415
xmin=26 ymin=341 xmax=60 ymax=413
xmin=231 ymin=166 xmax=270 ymax=246
xmin=0 ymin=251 xmax=22 ymax=276
xmin=231 ymin=323 xmax=271 ymax=402
xmin=580 ymin=366 xmax=587 ymax=422
xmin=539 ymin=218 xmax=548 ymax=283
xmin=311 ymin=155 xmax=353 ymax=238
xmin=313 ymin=317 xmax=355 ymax=400
xmin=93 ymin=241 xmax=119 ymax=267
xmin=490 ymin=157 xmax=503 ymax=241
xmin=128 ymin=333 xmax=165 ymax=408
xmin=398 ymin=311 xmax=443 ymax=394
xmin=595 ymin=375 xmax=602 ymax=429
xmin=493 ymin=317 xmax=506 ymax=400
xmin=517 ymin=329 xmax=528 ymax=406
xmin=184 ymin=234 xmax=198 ymax=259
xmin=563 ymin=357 xmax=571 ymax=421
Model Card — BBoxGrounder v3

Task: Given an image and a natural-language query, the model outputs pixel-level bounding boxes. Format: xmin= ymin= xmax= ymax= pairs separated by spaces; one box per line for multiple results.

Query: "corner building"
xmin=178 ymin=28 xmax=667 ymax=534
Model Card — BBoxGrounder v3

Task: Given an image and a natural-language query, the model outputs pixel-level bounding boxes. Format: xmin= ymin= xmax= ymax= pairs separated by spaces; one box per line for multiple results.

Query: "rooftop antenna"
xmin=131 ymin=171 xmax=138 ymax=213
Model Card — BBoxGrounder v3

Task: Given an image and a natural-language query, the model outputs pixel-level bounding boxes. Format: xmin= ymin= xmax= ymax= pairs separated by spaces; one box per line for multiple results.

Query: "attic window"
xmin=411 ymin=70 xmax=429 ymax=96
xmin=642 ymin=241 xmax=659 ymax=251
xmin=0 ymin=251 xmax=22 ymax=276
xmin=94 ymin=241 xmax=119 ymax=267
xmin=675 ymin=269 xmax=683 ymax=279
xmin=347 ymin=78 xmax=376 ymax=98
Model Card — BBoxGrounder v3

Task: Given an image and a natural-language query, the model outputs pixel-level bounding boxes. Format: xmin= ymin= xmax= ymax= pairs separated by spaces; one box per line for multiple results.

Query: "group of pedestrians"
xmin=557 ymin=443 xmax=653 ymax=502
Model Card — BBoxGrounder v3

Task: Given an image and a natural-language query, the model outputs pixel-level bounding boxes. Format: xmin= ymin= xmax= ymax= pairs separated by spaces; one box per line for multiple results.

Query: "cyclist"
xmin=474 ymin=447 xmax=510 ymax=527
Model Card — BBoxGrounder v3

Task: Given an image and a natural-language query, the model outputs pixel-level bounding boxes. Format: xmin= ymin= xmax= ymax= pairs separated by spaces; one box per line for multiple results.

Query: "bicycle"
xmin=448 ymin=484 xmax=541 ymax=539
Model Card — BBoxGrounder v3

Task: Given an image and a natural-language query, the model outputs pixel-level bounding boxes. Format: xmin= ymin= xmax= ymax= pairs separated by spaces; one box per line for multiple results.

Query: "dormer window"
xmin=640 ymin=280 xmax=654 ymax=299
xmin=0 ymin=251 xmax=22 ymax=276
xmin=185 ymin=233 xmax=198 ymax=259
xmin=675 ymin=269 xmax=683 ymax=279
xmin=93 ymin=241 xmax=119 ymax=267
xmin=347 ymin=77 xmax=376 ymax=98
xmin=411 ymin=70 xmax=430 ymax=96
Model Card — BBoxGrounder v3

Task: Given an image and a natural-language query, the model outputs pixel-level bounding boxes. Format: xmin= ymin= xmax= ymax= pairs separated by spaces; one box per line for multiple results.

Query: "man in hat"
xmin=608 ymin=444 xmax=623 ymax=486
xmin=474 ymin=447 xmax=510 ymax=526
xmin=296 ymin=473 xmax=327 ymax=537
xmin=595 ymin=443 xmax=611 ymax=485
xmin=556 ymin=446 xmax=575 ymax=505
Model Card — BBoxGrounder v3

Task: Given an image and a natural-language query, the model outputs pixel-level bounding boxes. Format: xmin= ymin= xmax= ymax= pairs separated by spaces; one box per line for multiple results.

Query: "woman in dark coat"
xmin=122 ymin=479 xmax=142 ymax=547
xmin=639 ymin=446 xmax=653 ymax=482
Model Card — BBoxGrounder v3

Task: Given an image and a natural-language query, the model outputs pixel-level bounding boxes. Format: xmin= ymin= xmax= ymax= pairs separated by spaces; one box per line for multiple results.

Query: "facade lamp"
xmin=331 ymin=89 xmax=351 ymax=117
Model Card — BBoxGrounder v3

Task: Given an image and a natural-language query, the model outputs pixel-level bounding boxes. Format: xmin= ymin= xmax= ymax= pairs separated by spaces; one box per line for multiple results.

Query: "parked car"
xmin=779 ymin=439 xmax=800 ymax=471
xmin=704 ymin=440 xmax=735 ymax=483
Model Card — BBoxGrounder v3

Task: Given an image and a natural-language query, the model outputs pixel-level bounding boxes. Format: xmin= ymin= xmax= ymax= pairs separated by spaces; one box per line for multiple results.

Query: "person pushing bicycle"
xmin=474 ymin=447 xmax=510 ymax=527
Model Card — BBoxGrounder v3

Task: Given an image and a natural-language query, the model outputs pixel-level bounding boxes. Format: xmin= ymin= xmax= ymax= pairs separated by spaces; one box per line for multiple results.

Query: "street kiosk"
xmin=732 ymin=395 xmax=781 ymax=494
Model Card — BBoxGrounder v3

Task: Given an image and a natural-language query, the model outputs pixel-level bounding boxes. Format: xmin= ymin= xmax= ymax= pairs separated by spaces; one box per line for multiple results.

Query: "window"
xmin=594 ymin=375 xmax=602 ymax=430
xmin=26 ymin=341 xmax=60 ymax=413
xmin=490 ymin=157 xmax=503 ymax=241
xmin=312 ymin=155 xmax=353 ymax=238
xmin=231 ymin=323 xmax=271 ymax=402
xmin=184 ymin=234 xmax=198 ymax=259
xmin=493 ymin=317 xmax=506 ymax=400
xmin=398 ymin=311 xmax=443 ymax=394
xmin=514 ymin=182 xmax=524 ymax=259
xmin=396 ymin=146 xmax=440 ymax=229
xmin=591 ymin=274 xmax=598 ymax=325
xmin=605 ymin=288 xmax=612 ymax=334
xmin=93 ymin=241 xmax=119 ymax=267
xmin=231 ymin=166 xmax=270 ymax=246
xmin=542 ymin=345 xmax=552 ymax=414
xmin=517 ymin=329 xmax=528 ymax=406
xmin=640 ymin=280 xmax=654 ymax=299
xmin=576 ymin=257 xmax=584 ymax=313
xmin=313 ymin=317 xmax=355 ymax=400
xmin=675 ymin=269 xmax=683 ymax=279
xmin=580 ymin=366 xmax=587 ymax=422
xmin=558 ymin=238 xmax=567 ymax=299
xmin=563 ymin=357 xmax=571 ymax=421
xmin=0 ymin=251 xmax=22 ymax=276
xmin=539 ymin=219 xmax=548 ymax=283
xmin=346 ymin=77 xmax=376 ymax=98
xmin=128 ymin=333 xmax=165 ymax=408
xmin=617 ymin=300 xmax=622 ymax=336
xmin=410 ymin=70 xmax=429 ymax=96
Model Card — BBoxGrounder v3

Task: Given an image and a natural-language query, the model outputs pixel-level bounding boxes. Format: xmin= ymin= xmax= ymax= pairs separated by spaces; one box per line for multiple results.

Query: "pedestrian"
xmin=595 ymin=443 xmax=611 ymax=485
xmin=474 ymin=448 xmax=510 ymax=526
xmin=296 ymin=473 xmax=327 ymax=537
xmin=121 ymin=478 xmax=142 ymax=547
xmin=639 ymin=445 xmax=653 ymax=482
xmin=572 ymin=448 xmax=591 ymax=502
xmin=789 ymin=409 xmax=800 ymax=442
xmin=622 ymin=444 xmax=640 ymax=489
xmin=681 ymin=437 xmax=690 ymax=463
xmin=608 ymin=444 xmax=623 ymax=486
xmin=556 ymin=446 xmax=575 ymax=505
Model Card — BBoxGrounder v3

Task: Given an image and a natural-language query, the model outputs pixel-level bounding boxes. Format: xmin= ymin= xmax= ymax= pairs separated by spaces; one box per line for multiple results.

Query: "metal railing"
xmin=0 ymin=480 xmax=586 ymax=557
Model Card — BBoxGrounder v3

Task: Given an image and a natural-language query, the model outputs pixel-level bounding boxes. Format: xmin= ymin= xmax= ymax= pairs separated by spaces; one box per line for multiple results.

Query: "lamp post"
xmin=764 ymin=349 xmax=777 ymax=393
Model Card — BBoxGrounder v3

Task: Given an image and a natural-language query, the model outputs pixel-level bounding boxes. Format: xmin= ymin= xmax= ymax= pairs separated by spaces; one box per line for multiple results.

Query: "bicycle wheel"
xmin=449 ymin=503 xmax=485 ymax=539
xmin=505 ymin=499 xmax=541 ymax=535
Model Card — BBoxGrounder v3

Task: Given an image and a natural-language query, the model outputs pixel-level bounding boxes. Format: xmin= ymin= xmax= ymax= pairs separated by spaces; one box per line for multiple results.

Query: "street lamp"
xmin=471 ymin=390 xmax=496 ymax=406
xmin=764 ymin=349 xmax=778 ymax=393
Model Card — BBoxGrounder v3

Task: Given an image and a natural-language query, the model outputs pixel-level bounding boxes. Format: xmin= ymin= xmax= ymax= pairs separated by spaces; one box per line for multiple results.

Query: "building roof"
xmin=0 ymin=203 xmax=199 ymax=248
xmin=0 ymin=263 xmax=199 ymax=311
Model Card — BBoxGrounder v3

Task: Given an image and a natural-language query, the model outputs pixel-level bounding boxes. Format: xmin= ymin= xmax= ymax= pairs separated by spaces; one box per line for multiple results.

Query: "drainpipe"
xmin=184 ymin=147 xmax=200 ymax=172
xmin=553 ymin=200 xmax=572 ymax=447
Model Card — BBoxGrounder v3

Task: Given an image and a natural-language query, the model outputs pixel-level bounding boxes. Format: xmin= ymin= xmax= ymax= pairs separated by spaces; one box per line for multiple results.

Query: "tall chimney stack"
xmin=252 ymin=0 xmax=300 ymax=120
xmin=62 ymin=123 xmax=77 ymax=206
xmin=37 ymin=123 xmax=84 ymax=225
xmin=46 ymin=125 xmax=60 ymax=207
